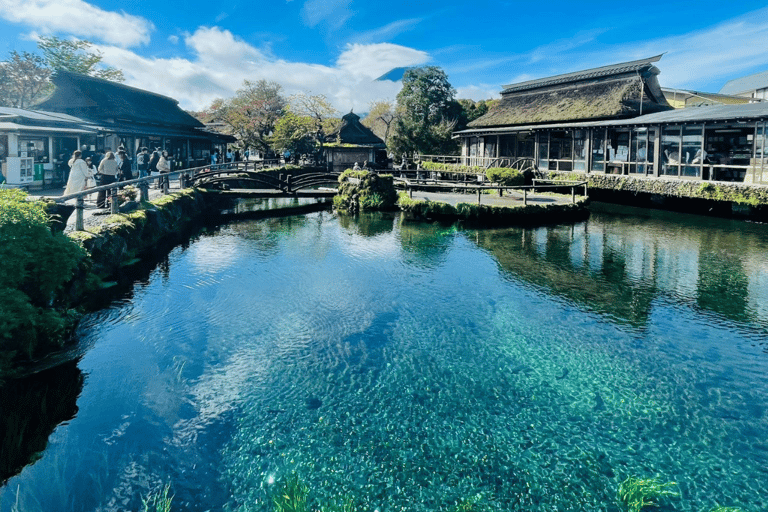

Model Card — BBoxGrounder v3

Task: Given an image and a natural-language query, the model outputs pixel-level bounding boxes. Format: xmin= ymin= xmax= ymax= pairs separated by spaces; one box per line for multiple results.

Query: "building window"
xmin=538 ymin=132 xmax=549 ymax=169
xmin=591 ymin=128 xmax=606 ymax=172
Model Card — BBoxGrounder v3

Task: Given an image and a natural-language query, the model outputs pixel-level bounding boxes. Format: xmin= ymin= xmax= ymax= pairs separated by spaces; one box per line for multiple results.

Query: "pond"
xmin=1 ymin=203 xmax=768 ymax=512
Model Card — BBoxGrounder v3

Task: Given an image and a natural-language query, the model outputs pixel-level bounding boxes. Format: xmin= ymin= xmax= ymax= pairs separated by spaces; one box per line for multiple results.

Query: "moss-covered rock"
xmin=335 ymin=171 xmax=398 ymax=213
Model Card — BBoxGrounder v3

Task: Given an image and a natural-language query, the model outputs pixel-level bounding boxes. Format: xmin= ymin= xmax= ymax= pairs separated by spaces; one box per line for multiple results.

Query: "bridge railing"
xmin=398 ymin=178 xmax=589 ymax=206
xmin=55 ymin=160 xmax=283 ymax=230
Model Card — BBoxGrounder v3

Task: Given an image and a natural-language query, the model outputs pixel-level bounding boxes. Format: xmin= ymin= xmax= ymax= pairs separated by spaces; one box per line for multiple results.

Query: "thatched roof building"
xmin=36 ymin=70 xmax=211 ymax=139
xmin=325 ymin=111 xmax=385 ymax=146
xmin=468 ymin=55 xmax=672 ymax=129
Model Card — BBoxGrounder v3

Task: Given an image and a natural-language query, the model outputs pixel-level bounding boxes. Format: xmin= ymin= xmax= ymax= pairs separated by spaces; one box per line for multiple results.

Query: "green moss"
xmin=335 ymin=171 xmax=398 ymax=212
xmin=617 ymin=476 xmax=679 ymax=512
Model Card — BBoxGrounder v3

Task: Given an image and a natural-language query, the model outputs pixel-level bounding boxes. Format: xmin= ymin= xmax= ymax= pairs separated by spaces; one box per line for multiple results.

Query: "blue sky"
xmin=1 ymin=0 xmax=768 ymax=112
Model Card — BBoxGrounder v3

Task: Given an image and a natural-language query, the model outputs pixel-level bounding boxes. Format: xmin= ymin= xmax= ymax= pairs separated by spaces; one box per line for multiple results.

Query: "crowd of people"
xmin=62 ymin=145 xmax=176 ymax=207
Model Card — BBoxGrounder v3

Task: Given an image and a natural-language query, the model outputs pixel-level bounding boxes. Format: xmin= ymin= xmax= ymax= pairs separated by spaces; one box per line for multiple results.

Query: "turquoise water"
xmin=2 ymin=206 xmax=768 ymax=511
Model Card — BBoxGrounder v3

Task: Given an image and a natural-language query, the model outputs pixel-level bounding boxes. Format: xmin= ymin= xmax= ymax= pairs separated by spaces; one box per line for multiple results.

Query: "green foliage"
xmin=0 ymin=51 xmax=51 ymax=108
xmin=200 ymin=80 xmax=286 ymax=152
xmin=391 ymin=66 xmax=461 ymax=156
xmin=335 ymin=171 xmax=398 ymax=212
xmin=270 ymin=109 xmax=318 ymax=156
xmin=141 ymin=483 xmax=173 ymax=512
xmin=617 ymin=476 xmax=679 ymax=512
xmin=419 ymin=161 xmax=484 ymax=175
xmin=706 ymin=507 xmax=746 ymax=512
xmin=37 ymin=36 xmax=124 ymax=81
xmin=0 ymin=190 xmax=86 ymax=358
xmin=485 ymin=167 xmax=525 ymax=186
xmin=273 ymin=474 xmax=309 ymax=512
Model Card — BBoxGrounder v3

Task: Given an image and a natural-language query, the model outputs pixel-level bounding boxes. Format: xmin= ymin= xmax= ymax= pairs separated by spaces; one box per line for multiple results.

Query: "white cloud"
xmin=350 ymin=18 xmax=423 ymax=44
xmin=455 ymin=85 xmax=500 ymax=101
xmin=0 ymin=0 xmax=152 ymax=47
xmin=95 ymin=28 xmax=431 ymax=113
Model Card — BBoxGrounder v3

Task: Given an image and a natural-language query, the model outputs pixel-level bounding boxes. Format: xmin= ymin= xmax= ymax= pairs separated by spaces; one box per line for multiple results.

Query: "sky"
xmin=1 ymin=0 xmax=768 ymax=113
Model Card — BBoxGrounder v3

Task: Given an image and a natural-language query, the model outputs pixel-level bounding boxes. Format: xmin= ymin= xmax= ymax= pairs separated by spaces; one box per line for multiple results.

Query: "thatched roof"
xmin=325 ymin=111 xmax=384 ymax=146
xmin=468 ymin=56 xmax=673 ymax=129
xmin=35 ymin=70 xmax=204 ymax=129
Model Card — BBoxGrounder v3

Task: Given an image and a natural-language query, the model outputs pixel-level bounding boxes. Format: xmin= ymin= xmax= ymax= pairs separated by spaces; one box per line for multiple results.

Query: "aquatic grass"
xmin=273 ymin=474 xmax=309 ymax=512
xmin=617 ymin=476 xmax=679 ymax=512
xmin=141 ymin=482 xmax=173 ymax=512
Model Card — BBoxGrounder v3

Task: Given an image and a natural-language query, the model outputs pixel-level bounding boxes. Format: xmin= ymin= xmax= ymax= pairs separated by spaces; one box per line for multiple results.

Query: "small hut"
xmin=324 ymin=111 xmax=387 ymax=172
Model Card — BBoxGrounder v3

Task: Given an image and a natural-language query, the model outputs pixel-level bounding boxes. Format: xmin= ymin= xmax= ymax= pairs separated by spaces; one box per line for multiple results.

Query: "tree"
xmin=0 ymin=51 xmax=51 ymax=108
xmin=288 ymin=93 xmax=338 ymax=162
xmin=202 ymin=80 xmax=287 ymax=153
xmin=37 ymin=36 xmax=124 ymax=82
xmin=362 ymin=100 xmax=397 ymax=146
xmin=456 ymin=98 xmax=495 ymax=131
xmin=390 ymin=66 xmax=461 ymax=157
xmin=269 ymin=109 xmax=318 ymax=159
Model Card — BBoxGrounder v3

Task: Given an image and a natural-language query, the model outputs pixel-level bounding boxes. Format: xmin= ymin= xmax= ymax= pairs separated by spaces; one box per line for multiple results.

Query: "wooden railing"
xmin=55 ymin=160 xmax=280 ymax=231
xmin=399 ymin=178 xmax=588 ymax=206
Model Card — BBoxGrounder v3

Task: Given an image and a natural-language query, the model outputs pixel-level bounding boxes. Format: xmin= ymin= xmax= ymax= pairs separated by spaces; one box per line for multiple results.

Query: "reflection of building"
xmin=0 ymin=70 xmax=232 ymax=188
xmin=455 ymin=56 xmax=768 ymax=184
xmin=324 ymin=112 xmax=387 ymax=172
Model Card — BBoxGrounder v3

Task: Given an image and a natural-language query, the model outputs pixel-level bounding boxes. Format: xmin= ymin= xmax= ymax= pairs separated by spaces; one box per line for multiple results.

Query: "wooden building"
xmin=324 ymin=111 xmax=387 ymax=172
xmin=455 ymin=56 xmax=768 ymax=184
xmin=35 ymin=70 xmax=231 ymax=169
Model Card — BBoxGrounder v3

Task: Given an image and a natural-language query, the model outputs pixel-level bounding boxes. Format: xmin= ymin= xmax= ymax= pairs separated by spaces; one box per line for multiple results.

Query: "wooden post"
xmin=409 ymin=186 xmax=413 ymax=199
xmin=523 ymin=188 xmax=527 ymax=206
xmin=584 ymin=183 xmax=588 ymax=199
xmin=477 ymin=187 xmax=481 ymax=204
xmin=75 ymin=196 xmax=84 ymax=231
xmin=286 ymin=174 xmax=292 ymax=193
xmin=499 ymin=187 xmax=503 ymax=197
xmin=162 ymin=176 xmax=169 ymax=194
xmin=139 ymin=181 xmax=149 ymax=202
xmin=111 ymin=187 xmax=119 ymax=213
xmin=572 ymin=186 xmax=576 ymax=204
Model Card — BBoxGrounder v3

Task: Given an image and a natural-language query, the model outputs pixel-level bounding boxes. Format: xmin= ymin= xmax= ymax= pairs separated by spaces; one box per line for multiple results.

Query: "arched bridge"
xmin=191 ymin=163 xmax=341 ymax=197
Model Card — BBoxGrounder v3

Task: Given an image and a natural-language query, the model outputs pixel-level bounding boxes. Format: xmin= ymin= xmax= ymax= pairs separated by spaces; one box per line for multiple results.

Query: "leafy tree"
xmin=362 ymin=100 xmax=397 ymax=145
xmin=456 ymin=98 xmax=495 ymax=131
xmin=201 ymin=80 xmax=286 ymax=153
xmin=270 ymin=109 xmax=318 ymax=159
xmin=0 ymin=51 xmax=51 ymax=108
xmin=390 ymin=66 xmax=461 ymax=157
xmin=287 ymin=93 xmax=338 ymax=162
xmin=37 ymin=36 xmax=124 ymax=82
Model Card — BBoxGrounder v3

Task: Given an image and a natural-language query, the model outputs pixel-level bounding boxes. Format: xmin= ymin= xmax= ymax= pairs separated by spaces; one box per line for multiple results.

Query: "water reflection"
xmin=0 ymin=361 xmax=83 ymax=484
xmin=472 ymin=205 xmax=768 ymax=338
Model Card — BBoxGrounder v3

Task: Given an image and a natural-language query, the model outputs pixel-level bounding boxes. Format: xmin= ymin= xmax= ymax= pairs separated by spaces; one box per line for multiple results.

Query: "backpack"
xmin=139 ymin=153 xmax=150 ymax=168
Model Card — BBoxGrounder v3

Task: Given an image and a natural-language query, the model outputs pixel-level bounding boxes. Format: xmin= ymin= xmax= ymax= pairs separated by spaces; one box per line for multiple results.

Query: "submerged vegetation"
xmin=617 ymin=476 xmax=679 ymax=512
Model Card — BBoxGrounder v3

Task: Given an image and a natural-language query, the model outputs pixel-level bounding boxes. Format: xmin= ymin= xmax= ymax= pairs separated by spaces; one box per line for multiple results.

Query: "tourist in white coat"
xmin=64 ymin=150 xmax=94 ymax=196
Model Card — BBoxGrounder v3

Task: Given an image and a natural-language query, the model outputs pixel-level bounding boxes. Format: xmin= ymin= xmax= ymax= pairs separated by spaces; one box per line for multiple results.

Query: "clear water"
xmin=2 ymin=205 xmax=768 ymax=511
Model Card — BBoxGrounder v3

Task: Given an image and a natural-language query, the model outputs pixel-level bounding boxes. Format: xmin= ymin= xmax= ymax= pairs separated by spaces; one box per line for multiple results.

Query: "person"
xmin=137 ymin=147 xmax=150 ymax=178
xmin=226 ymin=148 xmax=233 ymax=162
xmin=84 ymin=157 xmax=97 ymax=188
xmin=211 ymin=151 xmax=218 ymax=165
xmin=157 ymin=150 xmax=171 ymax=189
xmin=118 ymin=150 xmax=133 ymax=181
xmin=96 ymin=151 xmax=118 ymax=208
xmin=149 ymin=150 xmax=160 ymax=187
xmin=353 ymin=162 xmax=361 ymax=170
xmin=63 ymin=150 xmax=94 ymax=196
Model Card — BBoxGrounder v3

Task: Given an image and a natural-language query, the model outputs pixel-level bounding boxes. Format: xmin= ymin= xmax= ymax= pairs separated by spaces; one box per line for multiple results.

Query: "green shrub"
xmin=335 ymin=171 xmax=398 ymax=212
xmin=485 ymin=167 xmax=524 ymax=186
xmin=0 ymin=189 xmax=86 ymax=360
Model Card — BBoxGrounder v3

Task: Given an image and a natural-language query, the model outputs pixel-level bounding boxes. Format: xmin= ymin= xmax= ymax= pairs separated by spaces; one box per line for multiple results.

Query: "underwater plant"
xmin=141 ymin=483 xmax=173 ymax=512
xmin=273 ymin=474 xmax=310 ymax=512
xmin=617 ymin=476 xmax=679 ymax=512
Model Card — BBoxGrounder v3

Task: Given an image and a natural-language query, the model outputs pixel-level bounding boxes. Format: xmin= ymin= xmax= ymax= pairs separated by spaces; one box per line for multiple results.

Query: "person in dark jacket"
xmin=149 ymin=150 xmax=161 ymax=188
xmin=117 ymin=151 xmax=133 ymax=181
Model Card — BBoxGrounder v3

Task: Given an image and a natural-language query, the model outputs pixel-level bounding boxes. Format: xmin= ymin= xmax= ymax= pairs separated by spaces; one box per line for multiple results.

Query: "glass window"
xmin=549 ymin=131 xmax=572 ymax=171
xmin=591 ymin=129 xmax=606 ymax=172
xmin=517 ymin=132 xmax=535 ymax=159
xmin=573 ymin=130 xmax=587 ymax=171
xmin=538 ymin=132 xmax=549 ymax=169
xmin=18 ymin=137 xmax=50 ymax=164
xmin=499 ymin=135 xmax=516 ymax=157
xmin=661 ymin=126 xmax=681 ymax=176
xmin=681 ymin=126 xmax=703 ymax=177
xmin=606 ymin=129 xmax=629 ymax=174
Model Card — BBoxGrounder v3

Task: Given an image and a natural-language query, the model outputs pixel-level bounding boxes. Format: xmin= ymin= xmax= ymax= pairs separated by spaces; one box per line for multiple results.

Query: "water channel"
xmin=1 ymin=203 xmax=768 ymax=511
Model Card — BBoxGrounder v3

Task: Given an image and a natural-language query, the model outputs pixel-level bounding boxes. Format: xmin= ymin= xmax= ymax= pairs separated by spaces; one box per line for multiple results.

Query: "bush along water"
xmin=333 ymin=170 xmax=398 ymax=213
xmin=0 ymin=189 xmax=88 ymax=370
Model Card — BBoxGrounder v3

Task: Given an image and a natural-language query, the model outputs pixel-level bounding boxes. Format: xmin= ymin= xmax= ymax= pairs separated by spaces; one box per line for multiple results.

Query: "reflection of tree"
xmin=0 ymin=360 xmax=83 ymax=484
xmin=338 ymin=212 xmax=395 ymax=238
xmin=473 ymin=225 xmax=656 ymax=327
xmin=397 ymin=218 xmax=454 ymax=269
xmin=697 ymin=248 xmax=749 ymax=322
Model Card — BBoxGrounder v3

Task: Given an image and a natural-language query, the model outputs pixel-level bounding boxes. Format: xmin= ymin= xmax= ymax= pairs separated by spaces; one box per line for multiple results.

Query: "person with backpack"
xmin=137 ymin=147 xmax=150 ymax=178
xmin=149 ymin=150 xmax=161 ymax=188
